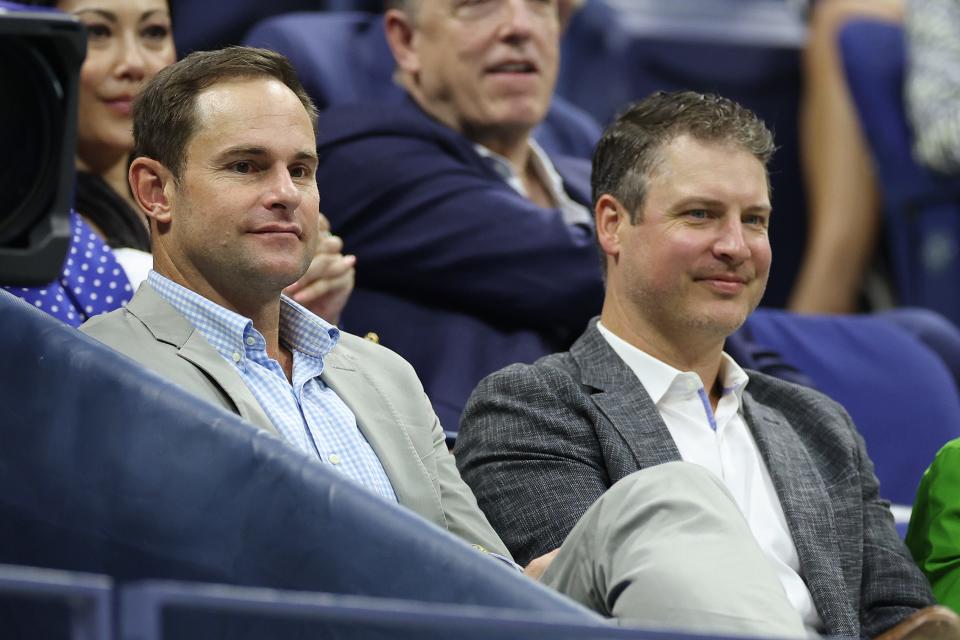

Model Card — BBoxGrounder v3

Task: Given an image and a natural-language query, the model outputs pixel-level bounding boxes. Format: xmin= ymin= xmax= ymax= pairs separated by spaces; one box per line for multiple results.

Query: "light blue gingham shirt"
xmin=148 ymin=271 xmax=397 ymax=502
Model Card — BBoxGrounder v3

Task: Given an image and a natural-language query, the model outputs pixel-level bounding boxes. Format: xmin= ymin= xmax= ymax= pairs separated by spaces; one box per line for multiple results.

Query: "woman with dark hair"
xmin=4 ymin=0 xmax=175 ymax=323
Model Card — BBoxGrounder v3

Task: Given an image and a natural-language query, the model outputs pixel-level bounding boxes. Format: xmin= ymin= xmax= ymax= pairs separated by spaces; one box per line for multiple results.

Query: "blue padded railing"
xmin=0 ymin=563 xmax=112 ymax=640
xmin=0 ymin=564 xmax=751 ymax=640
xmin=120 ymin=580 xmax=678 ymax=640
xmin=0 ymin=289 xmax=594 ymax=620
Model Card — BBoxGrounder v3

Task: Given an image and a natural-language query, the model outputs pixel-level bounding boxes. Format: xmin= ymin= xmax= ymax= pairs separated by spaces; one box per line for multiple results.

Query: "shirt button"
xmin=328 ymin=454 xmax=342 ymax=465
xmin=232 ymin=352 xmax=241 ymax=363
xmin=245 ymin=336 xmax=255 ymax=346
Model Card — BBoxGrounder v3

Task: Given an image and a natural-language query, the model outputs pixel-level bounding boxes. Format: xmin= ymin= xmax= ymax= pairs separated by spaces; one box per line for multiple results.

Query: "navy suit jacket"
xmin=315 ymin=97 xmax=606 ymax=431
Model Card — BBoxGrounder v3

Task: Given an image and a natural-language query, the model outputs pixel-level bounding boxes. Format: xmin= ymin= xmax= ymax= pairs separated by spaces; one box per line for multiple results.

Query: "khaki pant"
xmin=541 ymin=461 xmax=808 ymax=638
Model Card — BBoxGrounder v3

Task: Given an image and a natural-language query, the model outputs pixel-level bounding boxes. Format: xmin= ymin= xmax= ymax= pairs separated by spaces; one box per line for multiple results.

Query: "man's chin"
xmin=475 ymin=98 xmax=550 ymax=132
xmin=256 ymin=263 xmax=312 ymax=295
xmin=692 ymin=305 xmax=752 ymax=339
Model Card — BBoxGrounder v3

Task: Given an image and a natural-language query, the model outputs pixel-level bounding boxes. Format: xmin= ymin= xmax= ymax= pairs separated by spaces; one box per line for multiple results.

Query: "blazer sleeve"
xmin=855 ymin=414 xmax=936 ymax=636
xmin=315 ymin=118 xmax=604 ymax=336
xmin=456 ymin=362 xmax=612 ymax=567
xmin=429 ymin=407 xmax=514 ymax=561
xmin=344 ymin=334 xmax=512 ymax=560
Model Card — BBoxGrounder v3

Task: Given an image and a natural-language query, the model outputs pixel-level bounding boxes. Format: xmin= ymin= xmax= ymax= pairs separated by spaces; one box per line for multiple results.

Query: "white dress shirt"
xmin=597 ymin=322 xmax=823 ymax=633
xmin=473 ymin=140 xmax=593 ymax=227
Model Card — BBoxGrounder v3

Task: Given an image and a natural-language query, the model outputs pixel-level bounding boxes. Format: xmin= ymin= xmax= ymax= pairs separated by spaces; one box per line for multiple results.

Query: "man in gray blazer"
xmin=80 ymin=46 xmax=507 ymax=560
xmin=456 ymin=91 xmax=937 ymax=637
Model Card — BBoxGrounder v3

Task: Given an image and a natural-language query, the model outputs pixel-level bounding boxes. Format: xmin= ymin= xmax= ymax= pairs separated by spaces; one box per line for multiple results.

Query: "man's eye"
xmin=232 ymin=162 xmax=252 ymax=174
xmin=290 ymin=166 xmax=309 ymax=178
xmin=686 ymin=209 xmax=709 ymax=219
xmin=744 ymin=214 xmax=769 ymax=227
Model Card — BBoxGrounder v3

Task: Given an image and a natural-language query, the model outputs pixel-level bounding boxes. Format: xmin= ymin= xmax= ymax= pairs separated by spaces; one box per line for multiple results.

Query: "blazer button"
xmin=364 ymin=332 xmax=380 ymax=344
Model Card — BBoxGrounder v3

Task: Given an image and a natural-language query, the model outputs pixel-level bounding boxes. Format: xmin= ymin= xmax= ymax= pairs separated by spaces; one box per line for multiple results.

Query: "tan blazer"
xmin=81 ymin=283 xmax=509 ymax=558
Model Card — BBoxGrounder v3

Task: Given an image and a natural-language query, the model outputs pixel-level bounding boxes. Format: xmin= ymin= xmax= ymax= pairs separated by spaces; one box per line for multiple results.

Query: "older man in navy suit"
xmin=314 ymin=0 xmax=605 ymax=430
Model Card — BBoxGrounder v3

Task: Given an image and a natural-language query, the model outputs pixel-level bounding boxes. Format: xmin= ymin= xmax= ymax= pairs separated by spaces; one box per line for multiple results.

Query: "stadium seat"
xmin=839 ymin=19 xmax=960 ymax=325
xmin=880 ymin=307 xmax=960 ymax=392
xmin=0 ymin=563 xmax=112 ymax=639
xmin=170 ymin=0 xmax=321 ymax=57
xmin=241 ymin=11 xmax=602 ymax=159
xmin=742 ymin=308 xmax=960 ymax=509
xmin=169 ymin=0 xmax=385 ymax=57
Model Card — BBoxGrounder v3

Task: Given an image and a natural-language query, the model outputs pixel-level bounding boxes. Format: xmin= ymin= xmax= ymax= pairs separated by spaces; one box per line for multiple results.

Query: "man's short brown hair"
xmin=132 ymin=46 xmax=318 ymax=180
xmin=591 ymin=90 xmax=776 ymax=223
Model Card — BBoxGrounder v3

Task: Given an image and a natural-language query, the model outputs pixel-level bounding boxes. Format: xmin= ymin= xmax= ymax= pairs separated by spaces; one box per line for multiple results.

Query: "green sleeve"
xmin=906 ymin=438 xmax=960 ymax=614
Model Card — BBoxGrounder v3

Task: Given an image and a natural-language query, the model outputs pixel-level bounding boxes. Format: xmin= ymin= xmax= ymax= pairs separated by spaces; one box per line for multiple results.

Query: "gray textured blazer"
xmin=80 ymin=283 xmax=509 ymax=558
xmin=456 ymin=320 xmax=933 ymax=638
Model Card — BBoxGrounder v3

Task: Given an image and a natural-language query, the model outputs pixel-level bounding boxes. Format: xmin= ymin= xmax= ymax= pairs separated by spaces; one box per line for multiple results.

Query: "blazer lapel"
xmin=744 ymin=393 xmax=857 ymax=636
xmin=321 ymin=345 xmax=443 ymax=523
xmin=126 ymin=284 xmax=279 ymax=437
xmin=572 ymin=322 xmax=682 ymax=470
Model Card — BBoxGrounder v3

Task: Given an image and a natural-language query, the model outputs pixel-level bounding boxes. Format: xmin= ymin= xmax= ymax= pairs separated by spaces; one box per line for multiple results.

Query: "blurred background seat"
xmin=839 ymin=19 xmax=960 ymax=325
xmin=742 ymin=307 xmax=960 ymax=526
xmin=171 ymin=0 xmax=388 ymax=57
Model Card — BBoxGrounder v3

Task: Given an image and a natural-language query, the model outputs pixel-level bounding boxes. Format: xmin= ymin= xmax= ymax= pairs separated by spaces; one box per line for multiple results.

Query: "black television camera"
xmin=0 ymin=2 xmax=84 ymax=285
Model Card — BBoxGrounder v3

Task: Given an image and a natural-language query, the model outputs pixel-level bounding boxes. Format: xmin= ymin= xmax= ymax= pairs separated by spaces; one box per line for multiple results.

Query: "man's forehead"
xmin=192 ymin=78 xmax=311 ymax=136
xmin=193 ymin=77 xmax=285 ymax=118
xmin=650 ymin=135 xmax=766 ymax=178
xmin=645 ymin=136 xmax=770 ymax=202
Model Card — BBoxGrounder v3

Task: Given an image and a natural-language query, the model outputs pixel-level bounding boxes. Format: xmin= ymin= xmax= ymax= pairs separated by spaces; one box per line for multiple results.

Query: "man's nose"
xmin=498 ymin=0 xmax=535 ymax=40
xmin=264 ymin=168 xmax=303 ymax=212
xmin=713 ymin=218 xmax=751 ymax=263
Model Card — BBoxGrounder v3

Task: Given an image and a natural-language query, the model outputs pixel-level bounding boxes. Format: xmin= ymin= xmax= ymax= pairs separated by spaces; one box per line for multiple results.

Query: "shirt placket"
xmin=291 ymin=353 xmax=334 ymax=463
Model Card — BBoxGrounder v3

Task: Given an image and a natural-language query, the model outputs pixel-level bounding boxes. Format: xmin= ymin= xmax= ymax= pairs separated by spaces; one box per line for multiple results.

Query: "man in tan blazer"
xmin=80 ymin=45 xmax=507 ymax=559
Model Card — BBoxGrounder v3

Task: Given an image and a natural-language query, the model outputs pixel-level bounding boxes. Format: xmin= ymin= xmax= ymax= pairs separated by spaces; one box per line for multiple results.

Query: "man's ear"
xmin=595 ymin=193 xmax=628 ymax=259
xmin=129 ymin=157 xmax=174 ymax=226
xmin=384 ymin=9 xmax=420 ymax=75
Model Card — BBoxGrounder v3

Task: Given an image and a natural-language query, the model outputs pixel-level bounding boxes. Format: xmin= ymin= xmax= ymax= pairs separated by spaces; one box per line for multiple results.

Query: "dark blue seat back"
xmin=170 ymin=0 xmax=321 ymax=56
xmin=839 ymin=19 xmax=960 ymax=323
xmin=244 ymin=10 xmax=397 ymax=111
xmin=742 ymin=308 xmax=960 ymax=506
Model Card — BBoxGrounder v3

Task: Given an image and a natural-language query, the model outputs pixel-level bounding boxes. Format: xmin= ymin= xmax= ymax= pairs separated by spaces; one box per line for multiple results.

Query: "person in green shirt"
xmin=907 ymin=437 xmax=960 ymax=613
